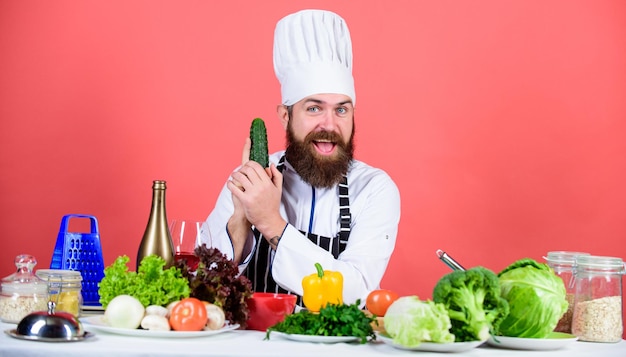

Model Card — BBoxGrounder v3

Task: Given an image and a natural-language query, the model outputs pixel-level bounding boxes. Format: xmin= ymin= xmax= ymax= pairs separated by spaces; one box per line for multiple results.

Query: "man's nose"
xmin=318 ymin=111 xmax=338 ymax=131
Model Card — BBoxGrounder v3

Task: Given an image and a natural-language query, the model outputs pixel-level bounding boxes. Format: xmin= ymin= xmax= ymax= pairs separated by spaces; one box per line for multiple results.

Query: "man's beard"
xmin=285 ymin=123 xmax=355 ymax=189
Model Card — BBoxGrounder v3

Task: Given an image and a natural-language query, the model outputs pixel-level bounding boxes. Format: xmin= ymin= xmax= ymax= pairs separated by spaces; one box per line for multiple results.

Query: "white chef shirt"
xmin=201 ymin=151 xmax=401 ymax=305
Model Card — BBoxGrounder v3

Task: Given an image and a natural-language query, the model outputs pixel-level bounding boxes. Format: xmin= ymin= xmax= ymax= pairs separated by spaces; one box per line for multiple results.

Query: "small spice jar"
xmin=544 ymin=251 xmax=590 ymax=333
xmin=571 ymin=255 xmax=625 ymax=343
xmin=36 ymin=269 xmax=83 ymax=318
xmin=0 ymin=254 xmax=48 ymax=323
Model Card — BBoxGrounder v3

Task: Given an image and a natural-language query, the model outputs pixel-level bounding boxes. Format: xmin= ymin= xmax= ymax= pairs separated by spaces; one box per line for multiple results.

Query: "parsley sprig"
xmin=265 ymin=300 xmax=376 ymax=344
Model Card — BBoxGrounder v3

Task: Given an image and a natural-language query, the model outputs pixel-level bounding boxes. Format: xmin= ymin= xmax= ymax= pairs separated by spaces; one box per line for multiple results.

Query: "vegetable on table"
xmin=141 ymin=314 xmax=170 ymax=331
xmin=496 ymin=258 xmax=568 ymax=338
xmin=302 ymin=262 xmax=343 ymax=312
xmin=203 ymin=302 xmax=226 ymax=330
xmin=169 ymin=297 xmax=208 ymax=331
xmin=104 ymin=294 xmax=146 ymax=329
xmin=98 ymin=255 xmax=190 ymax=308
xmin=433 ymin=266 xmax=509 ymax=342
xmin=266 ymin=300 xmax=376 ymax=344
xmin=366 ymin=289 xmax=400 ymax=317
xmin=145 ymin=305 xmax=169 ymax=318
xmin=175 ymin=244 xmax=253 ymax=328
xmin=249 ymin=117 xmax=269 ymax=167
xmin=383 ymin=296 xmax=455 ymax=347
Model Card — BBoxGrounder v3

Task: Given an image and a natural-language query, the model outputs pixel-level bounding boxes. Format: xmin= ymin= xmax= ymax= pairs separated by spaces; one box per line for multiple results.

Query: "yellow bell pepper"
xmin=302 ymin=262 xmax=343 ymax=312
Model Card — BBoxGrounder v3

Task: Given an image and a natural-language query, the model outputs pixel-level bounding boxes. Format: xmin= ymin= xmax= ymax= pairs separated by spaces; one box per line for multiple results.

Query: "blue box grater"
xmin=50 ymin=214 xmax=105 ymax=306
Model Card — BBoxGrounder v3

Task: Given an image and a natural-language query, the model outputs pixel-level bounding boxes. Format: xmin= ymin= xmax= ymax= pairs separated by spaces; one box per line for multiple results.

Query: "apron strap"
xmin=338 ymin=176 xmax=351 ymax=243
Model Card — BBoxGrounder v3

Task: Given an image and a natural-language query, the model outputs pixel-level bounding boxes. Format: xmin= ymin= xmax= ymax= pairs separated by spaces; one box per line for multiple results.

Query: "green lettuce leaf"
xmin=496 ymin=258 xmax=568 ymax=338
xmin=98 ymin=255 xmax=190 ymax=308
xmin=384 ymin=296 xmax=455 ymax=347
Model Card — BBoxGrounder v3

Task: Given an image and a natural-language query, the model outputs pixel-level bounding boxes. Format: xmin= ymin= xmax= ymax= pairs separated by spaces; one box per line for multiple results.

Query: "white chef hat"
xmin=273 ymin=9 xmax=355 ymax=106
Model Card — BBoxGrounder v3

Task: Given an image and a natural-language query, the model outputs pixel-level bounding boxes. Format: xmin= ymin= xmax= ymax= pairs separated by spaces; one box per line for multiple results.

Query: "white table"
xmin=1 ymin=322 xmax=625 ymax=357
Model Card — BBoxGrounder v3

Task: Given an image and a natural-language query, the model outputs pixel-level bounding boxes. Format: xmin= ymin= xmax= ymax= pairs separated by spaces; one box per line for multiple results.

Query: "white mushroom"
xmin=141 ymin=314 xmax=171 ymax=331
xmin=145 ymin=305 xmax=169 ymax=317
xmin=203 ymin=302 xmax=226 ymax=330
xmin=166 ymin=300 xmax=180 ymax=318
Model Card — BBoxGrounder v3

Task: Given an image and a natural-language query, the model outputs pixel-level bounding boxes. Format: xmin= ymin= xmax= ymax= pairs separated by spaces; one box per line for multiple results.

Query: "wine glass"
xmin=169 ymin=220 xmax=204 ymax=270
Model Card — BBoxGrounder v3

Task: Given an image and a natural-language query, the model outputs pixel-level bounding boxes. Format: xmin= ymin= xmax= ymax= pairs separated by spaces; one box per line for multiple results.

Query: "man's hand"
xmin=228 ymin=158 xmax=285 ymax=238
xmin=242 ymin=137 xmax=252 ymax=167
xmin=226 ymin=137 xmax=286 ymax=262
xmin=226 ymin=137 xmax=253 ymax=264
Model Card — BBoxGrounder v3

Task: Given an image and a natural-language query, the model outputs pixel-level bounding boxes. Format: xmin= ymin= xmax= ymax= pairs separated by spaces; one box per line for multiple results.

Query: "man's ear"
xmin=277 ymin=104 xmax=289 ymax=130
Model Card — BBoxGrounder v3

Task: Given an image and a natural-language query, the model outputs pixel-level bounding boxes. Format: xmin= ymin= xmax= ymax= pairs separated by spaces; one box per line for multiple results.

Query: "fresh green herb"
xmin=98 ymin=255 xmax=190 ymax=308
xmin=265 ymin=300 xmax=376 ymax=344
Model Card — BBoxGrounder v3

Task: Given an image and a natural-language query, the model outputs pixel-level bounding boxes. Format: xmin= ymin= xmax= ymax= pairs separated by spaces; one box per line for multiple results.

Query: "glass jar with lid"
xmin=36 ymin=269 xmax=83 ymax=317
xmin=571 ymin=255 xmax=625 ymax=343
xmin=544 ymin=251 xmax=590 ymax=333
xmin=0 ymin=254 xmax=48 ymax=323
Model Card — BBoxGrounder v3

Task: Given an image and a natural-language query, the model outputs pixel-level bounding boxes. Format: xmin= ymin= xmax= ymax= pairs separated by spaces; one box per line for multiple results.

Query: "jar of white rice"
xmin=0 ymin=255 xmax=48 ymax=323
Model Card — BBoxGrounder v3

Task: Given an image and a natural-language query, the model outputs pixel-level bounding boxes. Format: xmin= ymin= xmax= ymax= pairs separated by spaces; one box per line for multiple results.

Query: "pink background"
xmin=1 ymin=0 xmax=625 ymax=331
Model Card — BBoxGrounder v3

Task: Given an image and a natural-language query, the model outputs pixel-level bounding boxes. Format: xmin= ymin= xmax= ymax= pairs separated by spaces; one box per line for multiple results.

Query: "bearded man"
xmin=202 ymin=9 xmax=401 ymax=308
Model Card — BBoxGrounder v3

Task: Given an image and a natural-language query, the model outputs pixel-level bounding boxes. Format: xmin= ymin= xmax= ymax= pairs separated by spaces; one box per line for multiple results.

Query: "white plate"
xmin=487 ymin=332 xmax=578 ymax=350
xmin=81 ymin=315 xmax=239 ymax=338
xmin=269 ymin=331 xmax=361 ymax=343
xmin=377 ymin=332 xmax=484 ymax=352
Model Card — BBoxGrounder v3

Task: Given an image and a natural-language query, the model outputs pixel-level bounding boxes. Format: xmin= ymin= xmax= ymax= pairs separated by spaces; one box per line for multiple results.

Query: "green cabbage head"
xmin=496 ymin=258 xmax=568 ymax=338
xmin=384 ymin=296 xmax=455 ymax=347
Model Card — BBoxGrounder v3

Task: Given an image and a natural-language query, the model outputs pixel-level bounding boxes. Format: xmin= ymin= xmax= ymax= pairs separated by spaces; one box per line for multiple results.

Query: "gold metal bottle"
xmin=136 ymin=180 xmax=174 ymax=270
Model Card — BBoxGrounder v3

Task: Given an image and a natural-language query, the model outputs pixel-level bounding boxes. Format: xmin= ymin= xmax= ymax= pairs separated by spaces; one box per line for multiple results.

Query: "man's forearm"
xmin=227 ymin=214 xmax=252 ymax=265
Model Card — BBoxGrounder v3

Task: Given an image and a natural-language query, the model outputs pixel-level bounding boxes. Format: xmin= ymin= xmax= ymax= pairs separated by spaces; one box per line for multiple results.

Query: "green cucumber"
xmin=249 ymin=118 xmax=269 ymax=167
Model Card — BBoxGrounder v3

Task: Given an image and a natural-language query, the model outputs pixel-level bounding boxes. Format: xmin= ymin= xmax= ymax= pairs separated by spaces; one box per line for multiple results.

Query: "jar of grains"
xmin=544 ymin=251 xmax=590 ymax=333
xmin=36 ymin=269 xmax=83 ymax=317
xmin=0 ymin=254 xmax=48 ymax=323
xmin=571 ymin=255 xmax=625 ymax=343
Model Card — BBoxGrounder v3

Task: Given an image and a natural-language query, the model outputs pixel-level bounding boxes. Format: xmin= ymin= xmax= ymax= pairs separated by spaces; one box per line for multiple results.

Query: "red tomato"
xmin=169 ymin=297 xmax=208 ymax=331
xmin=366 ymin=289 xmax=400 ymax=317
